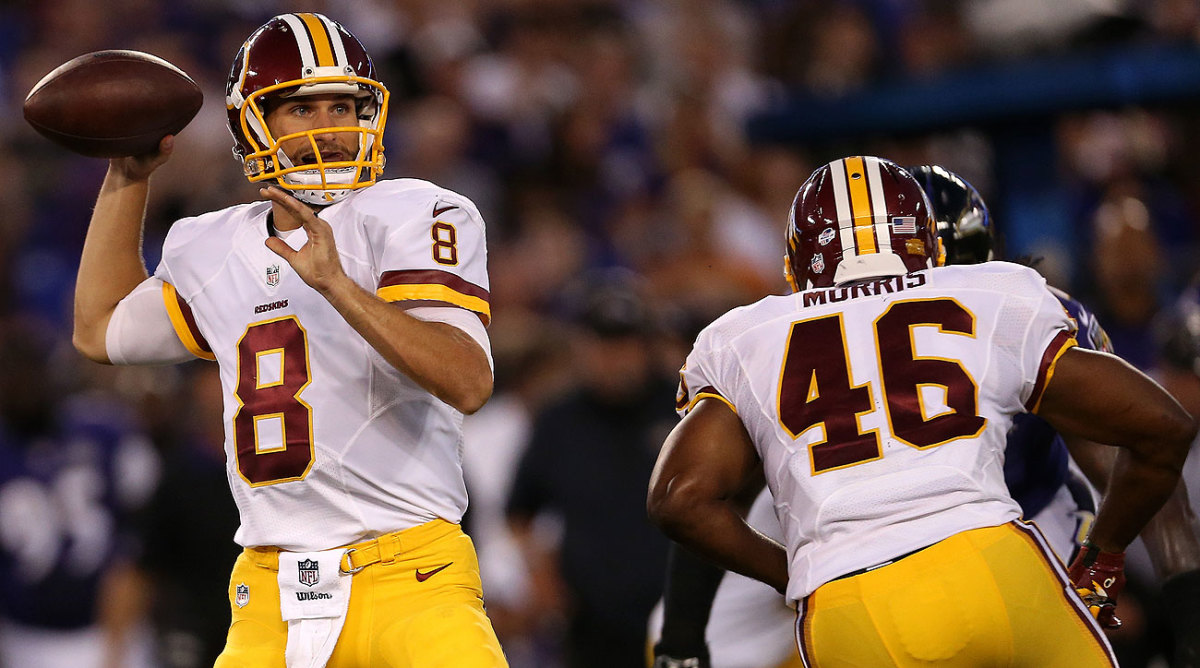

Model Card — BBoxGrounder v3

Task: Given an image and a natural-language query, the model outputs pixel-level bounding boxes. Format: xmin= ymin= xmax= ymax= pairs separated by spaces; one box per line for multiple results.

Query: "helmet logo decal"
xmin=818 ymin=227 xmax=836 ymax=246
xmin=811 ymin=253 xmax=825 ymax=274
xmin=892 ymin=216 xmax=917 ymax=234
xmin=905 ymin=239 xmax=927 ymax=256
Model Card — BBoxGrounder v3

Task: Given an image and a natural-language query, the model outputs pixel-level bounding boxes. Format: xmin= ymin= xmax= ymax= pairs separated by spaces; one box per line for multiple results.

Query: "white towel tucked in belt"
xmin=278 ymin=549 xmax=353 ymax=668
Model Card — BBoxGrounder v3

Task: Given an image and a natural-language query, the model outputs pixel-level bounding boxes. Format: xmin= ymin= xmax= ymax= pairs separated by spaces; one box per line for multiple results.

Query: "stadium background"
xmin=1 ymin=1 xmax=1199 ymax=666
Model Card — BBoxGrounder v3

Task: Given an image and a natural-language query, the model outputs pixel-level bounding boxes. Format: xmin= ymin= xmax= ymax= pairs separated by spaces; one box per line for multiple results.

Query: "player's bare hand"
xmin=261 ymin=186 xmax=347 ymax=295
xmin=109 ymin=135 xmax=174 ymax=183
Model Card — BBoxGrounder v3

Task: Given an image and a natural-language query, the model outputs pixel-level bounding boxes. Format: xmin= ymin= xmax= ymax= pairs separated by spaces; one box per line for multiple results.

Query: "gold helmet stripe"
xmin=316 ymin=13 xmax=351 ymax=65
xmin=843 ymin=156 xmax=878 ymax=255
xmin=297 ymin=13 xmax=337 ymax=67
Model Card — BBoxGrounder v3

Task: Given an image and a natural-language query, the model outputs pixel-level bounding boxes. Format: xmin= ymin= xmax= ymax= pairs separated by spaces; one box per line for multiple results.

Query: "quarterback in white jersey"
xmin=146 ymin=178 xmax=488 ymax=550
xmin=648 ymin=156 xmax=1194 ymax=667
xmin=71 ymin=13 xmax=507 ymax=668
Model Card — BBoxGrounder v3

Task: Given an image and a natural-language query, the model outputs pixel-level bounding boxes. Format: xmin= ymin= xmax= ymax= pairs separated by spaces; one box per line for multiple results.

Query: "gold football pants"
xmin=214 ymin=519 xmax=508 ymax=667
xmin=796 ymin=521 xmax=1117 ymax=667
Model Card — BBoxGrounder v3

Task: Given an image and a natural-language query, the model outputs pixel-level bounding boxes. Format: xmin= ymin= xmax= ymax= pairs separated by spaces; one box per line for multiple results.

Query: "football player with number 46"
xmin=71 ymin=12 xmax=507 ymax=668
xmin=649 ymin=165 xmax=1200 ymax=668
xmin=648 ymin=156 xmax=1195 ymax=666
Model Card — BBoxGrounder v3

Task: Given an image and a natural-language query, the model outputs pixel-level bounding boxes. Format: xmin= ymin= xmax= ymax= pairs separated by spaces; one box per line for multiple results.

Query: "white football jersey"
xmin=676 ymin=262 xmax=1076 ymax=603
xmin=154 ymin=179 xmax=490 ymax=551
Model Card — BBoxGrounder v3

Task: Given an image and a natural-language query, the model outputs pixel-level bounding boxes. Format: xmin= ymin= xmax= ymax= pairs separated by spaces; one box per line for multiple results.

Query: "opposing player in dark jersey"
xmin=0 ymin=318 xmax=159 ymax=668
xmin=648 ymin=164 xmax=1200 ymax=668
xmin=1144 ymin=277 xmax=1200 ymax=666
xmin=912 ymin=167 xmax=1200 ymax=608
xmin=915 ymin=165 xmax=1106 ymax=561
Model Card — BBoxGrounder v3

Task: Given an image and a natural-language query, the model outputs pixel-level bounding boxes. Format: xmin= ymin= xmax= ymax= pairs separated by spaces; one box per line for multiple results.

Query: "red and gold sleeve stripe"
xmin=161 ymin=282 xmax=215 ymax=361
xmin=377 ymin=269 xmax=491 ymax=325
xmin=680 ymin=386 xmax=737 ymax=415
xmin=1026 ymin=330 xmax=1076 ymax=413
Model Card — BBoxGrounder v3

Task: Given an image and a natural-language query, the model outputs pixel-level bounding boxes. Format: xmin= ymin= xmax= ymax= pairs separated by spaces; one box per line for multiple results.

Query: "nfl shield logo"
xmin=811 ymin=253 xmax=825 ymax=274
xmin=235 ymin=583 xmax=250 ymax=608
xmin=298 ymin=559 xmax=320 ymax=587
xmin=266 ymin=264 xmax=280 ymax=287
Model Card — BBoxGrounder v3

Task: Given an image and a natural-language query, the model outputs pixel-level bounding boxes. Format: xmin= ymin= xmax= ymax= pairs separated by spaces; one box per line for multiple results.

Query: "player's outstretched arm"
xmin=261 ymin=186 xmax=492 ymax=414
xmin=1140 ymin=482 xmax=1200 ymax=579
xmin=1037 ymin=347 xmax=1196 ymax=553
xmin=73 ymin=136 xmax=174 ymax=362
xmin=1139 ymin=479 xmax=1200 ymax=663
xmin=1064 ymin=431 xmax=1200 ymax=641
xmin=647 ymin=398 xmax=787 ymax=595
xmin=1065 ymin=434 xmax=1200 ymax=580
xmin=1038 ymin=346 xmax=1195 ymax=627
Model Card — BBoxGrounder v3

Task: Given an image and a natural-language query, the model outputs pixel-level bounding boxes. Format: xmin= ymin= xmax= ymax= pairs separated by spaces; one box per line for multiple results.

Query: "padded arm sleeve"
xmin=405 ymin=305 xmax=493 ymax=372
xmin=105 ymin=277 xmax=196 ymax=365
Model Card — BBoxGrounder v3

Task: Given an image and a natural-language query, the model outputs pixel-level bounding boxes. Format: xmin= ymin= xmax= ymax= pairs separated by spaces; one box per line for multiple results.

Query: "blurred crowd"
xmin=2 ymin=0 xmax=1200 ymax=666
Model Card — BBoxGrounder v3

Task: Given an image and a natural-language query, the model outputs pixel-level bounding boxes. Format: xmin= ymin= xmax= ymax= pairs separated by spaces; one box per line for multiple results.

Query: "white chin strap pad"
xmin=275 ymin=148 xmax=357 ymax=206
xmin=291 ymin=187 xmax=351 ymax=206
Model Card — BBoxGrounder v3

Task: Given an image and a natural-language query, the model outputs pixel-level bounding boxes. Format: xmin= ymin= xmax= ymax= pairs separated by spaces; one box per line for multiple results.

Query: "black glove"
xmin=654 ymin=544 xmax=722 ymax=668
xmin=1162 ymin=569 xmax=1200 ymax=667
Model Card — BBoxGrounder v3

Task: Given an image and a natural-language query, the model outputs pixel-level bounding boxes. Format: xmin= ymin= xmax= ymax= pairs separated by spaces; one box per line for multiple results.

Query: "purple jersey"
xmin=0 ymin=396 xmax=157 ymax=629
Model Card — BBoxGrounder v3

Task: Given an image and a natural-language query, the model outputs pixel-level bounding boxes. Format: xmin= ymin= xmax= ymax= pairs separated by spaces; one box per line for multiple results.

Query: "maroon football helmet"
xmin=785 ymin=156 xmax=943 ymax=290
xmin=226 ymin=13 xmax=388 ymax=205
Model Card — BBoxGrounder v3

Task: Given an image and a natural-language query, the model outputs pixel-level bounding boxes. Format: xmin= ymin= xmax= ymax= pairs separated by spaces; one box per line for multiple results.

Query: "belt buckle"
xmin=340 ymin=548 xmax=366 ymax=574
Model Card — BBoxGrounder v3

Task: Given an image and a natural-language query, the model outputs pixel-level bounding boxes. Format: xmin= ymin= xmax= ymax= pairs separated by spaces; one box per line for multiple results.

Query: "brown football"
xmin=23 ymin=50 xmax=204 ymax=158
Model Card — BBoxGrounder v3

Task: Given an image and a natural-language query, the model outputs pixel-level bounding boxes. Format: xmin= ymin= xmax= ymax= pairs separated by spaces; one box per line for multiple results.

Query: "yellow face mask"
xmin=234 ymin=76 xmax=389 ymax=205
